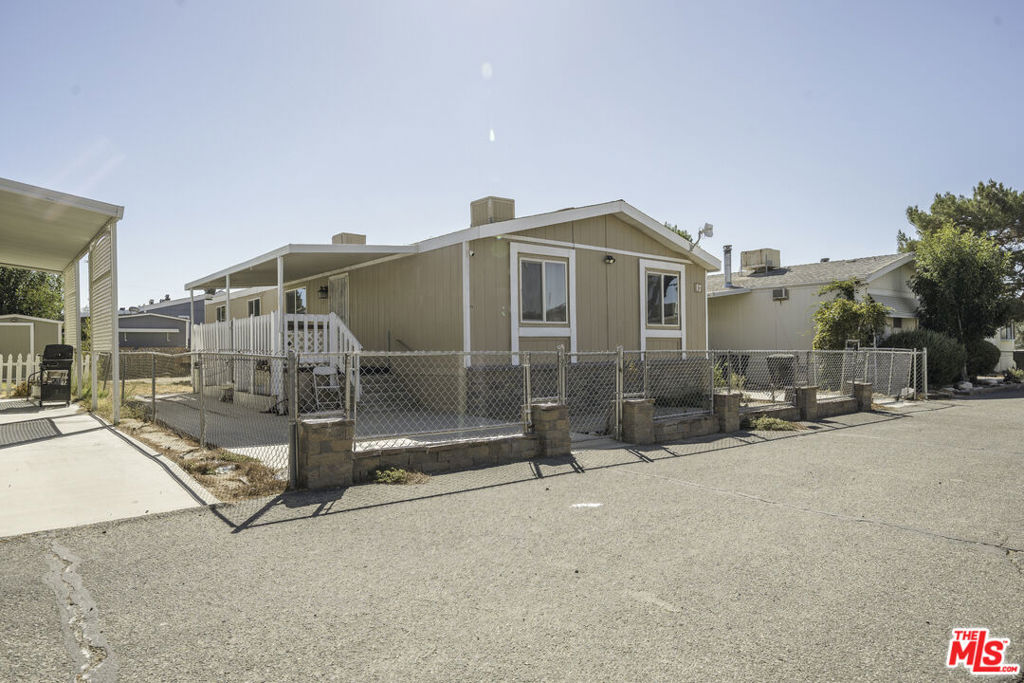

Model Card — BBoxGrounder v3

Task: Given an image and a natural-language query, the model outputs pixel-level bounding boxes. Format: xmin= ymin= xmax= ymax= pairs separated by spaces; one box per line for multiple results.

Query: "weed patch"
xmin=742 ymin=415 xmax=803 ymax=431
xmin=372 ymin=467 xmax=430 ymax=485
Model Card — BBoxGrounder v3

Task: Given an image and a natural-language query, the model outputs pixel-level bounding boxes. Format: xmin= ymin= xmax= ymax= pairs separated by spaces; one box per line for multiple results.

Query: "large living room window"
xmin=520 ymin=258 xmax=567 ymax=323
xmin=286 ymin=288 xmax=307 ymax=314
xmin=645 ymin=270 xmax=680 ymax=327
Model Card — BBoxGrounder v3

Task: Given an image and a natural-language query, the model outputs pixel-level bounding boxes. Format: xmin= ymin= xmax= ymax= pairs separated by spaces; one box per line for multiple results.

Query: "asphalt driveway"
xmin=1 ymin=395 xmax=1022 ymax=681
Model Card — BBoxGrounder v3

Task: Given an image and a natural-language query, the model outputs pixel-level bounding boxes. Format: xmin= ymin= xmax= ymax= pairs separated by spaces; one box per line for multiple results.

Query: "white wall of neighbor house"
xmin=709 ymin=285 xmax=821 ymax=350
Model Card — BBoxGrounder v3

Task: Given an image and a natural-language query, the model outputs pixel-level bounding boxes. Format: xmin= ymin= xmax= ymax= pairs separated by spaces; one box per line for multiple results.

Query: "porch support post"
xmin=74 ymin=259 xmax=83 ymax=395
xmin=277 ymin=256 xmax=285 ymax=354
xmin=188 ymin=289 xmax=195 ymax=391
xmin=109 ymin=221 xmax=121 ymax=424
xmin=225 ymin=273 xmax=232 ymax=352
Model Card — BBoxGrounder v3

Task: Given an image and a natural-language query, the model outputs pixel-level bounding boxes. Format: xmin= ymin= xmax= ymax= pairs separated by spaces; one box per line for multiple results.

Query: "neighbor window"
xmin=646 ymin=271 xmax=680 ymax=326
xmin=520 ymin=258 xmax=567 ymax=323
xmin=215 ymin=305 xmax=226 ymax=322
xmin=893 ymin=317 xmax=903 ymax=329
xmin=1001 ymin=324 xmax=1015 ymax=341
xmin=247 ymin=298 xmax=261 ymax=317
xmin=286 ymin=288 xmax=307 ymax=314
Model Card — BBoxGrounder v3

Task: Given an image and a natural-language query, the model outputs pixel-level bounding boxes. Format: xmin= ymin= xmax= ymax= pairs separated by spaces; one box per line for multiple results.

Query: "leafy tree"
xmin=910 ymin=225 xmax=1012 ymax=350
xmin=900 ymin=180 xmax=1024 ymax=298
xmin=811 ymin=278 xmax=890 ymax=350
xmin=663 ymin=221 xmax=694 ymax=243
xmin=0 ymin=267 xmax=63 ymax=319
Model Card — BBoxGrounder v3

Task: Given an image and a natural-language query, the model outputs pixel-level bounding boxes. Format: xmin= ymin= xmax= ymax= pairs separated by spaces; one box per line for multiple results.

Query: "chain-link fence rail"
xmin=298 ymin=351 xmax=533 ymax=451
xmin=716 ymin=350 xmax=803 ymax=412
xmin=641 ymin=350 xmax=715 ymax=419
xmin=856 ymin=348 xmax=925 ymax=403
xmin=565 ymin=351 xmax=619 ymax=437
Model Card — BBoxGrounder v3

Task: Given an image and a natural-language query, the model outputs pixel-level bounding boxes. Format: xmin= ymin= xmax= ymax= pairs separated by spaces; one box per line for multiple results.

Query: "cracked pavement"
xmin=1 ymin=395 xmax=1022 ymax=681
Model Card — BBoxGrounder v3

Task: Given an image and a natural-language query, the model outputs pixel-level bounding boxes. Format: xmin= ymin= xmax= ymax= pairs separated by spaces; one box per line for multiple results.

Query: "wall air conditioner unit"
xmin=772 ymin=287 xmax=789 ymax=301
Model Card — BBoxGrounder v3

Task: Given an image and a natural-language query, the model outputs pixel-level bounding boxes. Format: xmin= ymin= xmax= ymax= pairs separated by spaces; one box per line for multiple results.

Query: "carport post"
xmin=188 ymin=289 xmax=195 ymax=390
xmin=109 ymin=221 xmax=120 ymax=424
xmin=198 ymin=359 xmax=207 ymax=448
xmin=91 ymin=352 xmax=98 ymax=412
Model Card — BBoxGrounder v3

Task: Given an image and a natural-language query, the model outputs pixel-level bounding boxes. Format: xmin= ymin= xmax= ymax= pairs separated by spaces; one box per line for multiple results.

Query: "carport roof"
xmin=0 ymin=177 xmax=124 ymax=273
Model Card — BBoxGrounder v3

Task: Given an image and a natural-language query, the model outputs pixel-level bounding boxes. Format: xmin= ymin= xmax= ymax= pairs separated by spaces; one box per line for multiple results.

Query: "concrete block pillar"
xmin=794 ymin=386 xmax=818 ymax=421
xmin=530 ymin=403 xmax=570 ymax=457
xmin=713 ymin=392 xmax=741 ymax=433
xmin=296 ymin=417 xmax=355 ymax=489
xmin=621 ymin=399 xmax=655 ymax=444
xmin=853 ymin=382 xmax=873 ymax=411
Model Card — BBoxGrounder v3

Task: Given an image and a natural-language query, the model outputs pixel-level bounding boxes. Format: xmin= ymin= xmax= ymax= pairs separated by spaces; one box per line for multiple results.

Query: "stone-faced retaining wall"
xmin=295 ymin=401 xmax=572 ymax=490
xmin=816 ymin=397 xmax=859 ymax=418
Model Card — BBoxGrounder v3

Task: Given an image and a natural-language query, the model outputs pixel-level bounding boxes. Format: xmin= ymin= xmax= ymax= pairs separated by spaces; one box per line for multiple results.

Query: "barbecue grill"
xmin=32 ymin=344 xmax=74 ymax=407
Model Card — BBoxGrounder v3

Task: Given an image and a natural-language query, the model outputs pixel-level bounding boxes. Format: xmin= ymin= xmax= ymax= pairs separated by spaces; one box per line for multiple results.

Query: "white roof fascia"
xmin=205 ymin=286 xmax=276 ymax=304
xmin=864 ymin=253 xmax=916 ymax=283
xmin=706 ymin=287 xmax=751 ymax=299
xmin=617 ymin=202 xmax=721 ymax=271
xmin=0 ymin=314 xmax=63 ymax=324
xmin=0 ymin=177 xmax=124 ymax=220
xmin=184 ymin=244 xmax=413 ymax=290
xmin=415 ymin=200 xmax=722 ymax=272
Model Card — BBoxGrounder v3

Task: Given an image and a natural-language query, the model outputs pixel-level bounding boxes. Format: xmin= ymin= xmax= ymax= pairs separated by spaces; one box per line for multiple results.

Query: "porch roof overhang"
xmin=0 ymin=177 xmax=124 ymax=272
xmin=184 ymin=244 xmax=415 ymax=290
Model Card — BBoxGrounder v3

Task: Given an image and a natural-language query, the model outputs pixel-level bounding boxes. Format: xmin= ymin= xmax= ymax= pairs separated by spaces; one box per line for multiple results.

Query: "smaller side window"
xmin=215 ymin=305 xmax=226 ymax=322
xmin=893 ymin=317 xmax=903 ymax=329
xmin=247 ymin=299 xmax=261 ymax=317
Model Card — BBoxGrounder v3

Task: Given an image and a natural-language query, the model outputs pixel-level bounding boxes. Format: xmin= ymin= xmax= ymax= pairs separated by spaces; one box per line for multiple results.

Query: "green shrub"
xmin=1005 ymin=367 xmax=1024 ymax=383
xmin=965 ymin=339 xmax=1001 ymax=377
xmin=881 ymin=329 xmax=965 ymax=387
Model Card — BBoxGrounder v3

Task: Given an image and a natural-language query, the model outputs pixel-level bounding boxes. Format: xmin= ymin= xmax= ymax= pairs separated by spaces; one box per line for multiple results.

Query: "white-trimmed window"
xmin=247 ymin=298 xmax=261 ymax=317
xmin=645 ymin=270 xmax=680 ymax=327
xmin=893 ymin=317 xmax=903 ymax=330
xmin=520 ymin=258 xmax=568 ymax=324
xmin=215 ymin=305 xmax=226 ymax=322
xmin=1001 ymin=324 xmax=1015 ymax=341
xmin=286 ymin=288 xmax=307 ymax=314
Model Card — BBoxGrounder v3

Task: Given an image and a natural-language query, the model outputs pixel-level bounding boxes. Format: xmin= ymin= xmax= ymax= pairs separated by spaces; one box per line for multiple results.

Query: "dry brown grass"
xmin=116 ymin=417 xmax=286 ymax=502
xmin=372 ymin=467 xmax=431 ymax=485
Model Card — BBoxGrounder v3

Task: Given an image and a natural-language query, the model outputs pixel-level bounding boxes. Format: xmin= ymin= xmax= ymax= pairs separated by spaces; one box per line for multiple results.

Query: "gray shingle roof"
xmin=707 ymin=253 xmax=911 ymax=293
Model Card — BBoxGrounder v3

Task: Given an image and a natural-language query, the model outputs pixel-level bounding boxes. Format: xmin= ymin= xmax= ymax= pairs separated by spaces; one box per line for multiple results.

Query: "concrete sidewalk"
xmin=1 ymin=397 xmax=1021 ymax=681
xmin=0 ymin=403 xmax=212 ymax=538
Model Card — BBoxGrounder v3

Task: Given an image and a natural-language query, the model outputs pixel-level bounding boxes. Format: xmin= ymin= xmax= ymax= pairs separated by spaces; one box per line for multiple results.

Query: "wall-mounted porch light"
xmin=603 ymin=254 xmax=616 ymax=265
xmin=317 ymin=285 xmax=329 ymax=299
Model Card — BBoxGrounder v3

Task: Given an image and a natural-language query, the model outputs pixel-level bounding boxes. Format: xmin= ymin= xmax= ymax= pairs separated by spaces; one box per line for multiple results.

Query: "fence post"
xmin=344 ymin=352 xmax=352 ymax=419
xmin=708 ymin=350 xmax=716 ymax=410
xmin=921 ymin=347 xmax=928 ymax=398
xmin=353 ymin=351 xmax=360 ymax=421
xmin=522 ymin=351 xmax=532 ymax=433
xmin=151 ymin=354 xmax=157 ymax=422
xmin=198 ymin=357 xmax=207 ymax=449
xmin=643 ymin=350 xmax=649 ymax=399
xmin=287 ymin=350 xmax=298 ymax=488
xmin=556 ymin=344 xmax=567 ymax=405
xmin=615 ymin=345 xmax=624 ymax=440
xmin=726 ymin=350 xmax=732 ymax=394
xmin=887 ymin=350 xmax=895 ymax=396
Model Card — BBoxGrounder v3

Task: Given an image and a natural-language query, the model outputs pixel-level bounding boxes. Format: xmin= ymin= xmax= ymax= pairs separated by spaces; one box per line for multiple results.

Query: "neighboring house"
xmin=187 ymin=197 xmax=721 ymax=355
xmin=0 ymin=314 xmax=62 ymax=357
xmin=126 ymin=294 xmax=205 ymax=324
xmin=118 ymin=313 xmax=189 ymax=348
xmin=707 ymin=247 xmax=917 ymax=350
xmin=707 ymin=246 xmax=1017 ymax=372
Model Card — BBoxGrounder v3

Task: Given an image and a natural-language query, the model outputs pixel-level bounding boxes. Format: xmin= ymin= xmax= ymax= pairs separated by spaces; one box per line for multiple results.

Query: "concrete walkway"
xmin=0 ymin=402 xmax=211 ymax=538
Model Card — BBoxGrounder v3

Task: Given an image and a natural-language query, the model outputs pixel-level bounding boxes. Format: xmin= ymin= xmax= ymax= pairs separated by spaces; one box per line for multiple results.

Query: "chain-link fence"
xmin=93 ymin=346 xmax=927 ymax=489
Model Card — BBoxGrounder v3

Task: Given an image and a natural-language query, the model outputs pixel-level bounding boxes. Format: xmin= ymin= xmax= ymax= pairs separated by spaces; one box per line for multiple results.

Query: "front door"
xmin=328 ymin=274 xmax=349 ymax=325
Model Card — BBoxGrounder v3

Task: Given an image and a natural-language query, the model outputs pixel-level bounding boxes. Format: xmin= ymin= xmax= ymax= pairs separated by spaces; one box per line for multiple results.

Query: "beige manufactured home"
xmin=187 ymin=198 xmax=721 ymax=355
xmin=707 ymin=248 xmax=918 ymax=350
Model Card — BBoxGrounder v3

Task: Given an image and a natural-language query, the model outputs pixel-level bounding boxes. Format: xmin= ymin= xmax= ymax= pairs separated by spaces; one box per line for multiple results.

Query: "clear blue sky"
xmin=2 ymin=1 xmax=1022 ymax=306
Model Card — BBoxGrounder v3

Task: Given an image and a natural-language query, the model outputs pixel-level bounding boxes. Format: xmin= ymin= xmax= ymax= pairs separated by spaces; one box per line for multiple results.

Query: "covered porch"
xmin=184 ymin=241 xmax=412 ymax=356
xmin=0 ymin=177 xmax=124 ymax=421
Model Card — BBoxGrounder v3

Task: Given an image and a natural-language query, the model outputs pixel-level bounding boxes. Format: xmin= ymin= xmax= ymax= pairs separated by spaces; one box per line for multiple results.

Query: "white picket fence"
xmin=192 ymin=312 xmax=360 ymax=355
xmin=0 ymin=353 xmax=40 ymax=397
